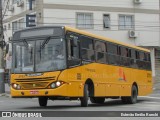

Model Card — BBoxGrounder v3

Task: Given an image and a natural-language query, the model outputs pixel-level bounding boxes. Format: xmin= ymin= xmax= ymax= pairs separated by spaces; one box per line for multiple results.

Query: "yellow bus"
xmin=11 ymin=26 xmax=152 ymax=107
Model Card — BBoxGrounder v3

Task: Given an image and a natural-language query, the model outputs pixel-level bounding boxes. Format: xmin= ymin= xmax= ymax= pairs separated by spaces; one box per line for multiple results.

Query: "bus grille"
xmin=15 ymin=76 xmax=56 ymax=89
xmin=20 ymin=82 xmax=49 ymax=89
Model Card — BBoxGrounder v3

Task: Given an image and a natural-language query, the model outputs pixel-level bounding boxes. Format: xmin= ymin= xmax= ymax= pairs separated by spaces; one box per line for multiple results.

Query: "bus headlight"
xmin=12 ymin=83 xmax=21 ymax=90
xmin=56 ymin=81 xmax=61 ymax=87
xmin=17 ymin=85 xmax=21 ymax=90
xmin=50 ymin=83 xmax=56 ymax=88
xmin=13 ymin=84 xmax=17 ymax=88
xmin=50 ymin=81 xmax=64 ymax=89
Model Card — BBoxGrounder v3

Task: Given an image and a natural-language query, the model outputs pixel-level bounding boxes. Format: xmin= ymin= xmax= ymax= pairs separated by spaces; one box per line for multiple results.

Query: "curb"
xmin=0 ymin=93 xmax=11 ymax=97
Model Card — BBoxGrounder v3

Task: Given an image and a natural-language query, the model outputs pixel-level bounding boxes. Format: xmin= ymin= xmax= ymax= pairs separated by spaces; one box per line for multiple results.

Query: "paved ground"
xmin=0 ymin=84 xmax=160 ymax=119
xmin=0 ymin=87 xmax=160 ymax=111
xmin=0 ymin=94 xmax=160 ymax=111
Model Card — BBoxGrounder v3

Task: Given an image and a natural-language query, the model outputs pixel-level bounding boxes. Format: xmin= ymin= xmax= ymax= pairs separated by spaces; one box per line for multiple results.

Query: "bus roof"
xmin=65 ymin=26 xmax=150 ymax=53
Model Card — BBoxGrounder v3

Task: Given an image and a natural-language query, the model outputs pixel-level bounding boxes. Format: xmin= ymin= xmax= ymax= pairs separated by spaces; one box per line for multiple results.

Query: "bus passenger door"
xmin=66 ymin=32 xmax=82 ymax=96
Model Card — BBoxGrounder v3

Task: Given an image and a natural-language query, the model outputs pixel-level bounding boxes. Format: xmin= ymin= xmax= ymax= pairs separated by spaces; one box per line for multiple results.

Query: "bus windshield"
xmin=13 ymin=37 xmax=66 ymax=73
xmin=35 ymin=37 xmax=66 ymax=72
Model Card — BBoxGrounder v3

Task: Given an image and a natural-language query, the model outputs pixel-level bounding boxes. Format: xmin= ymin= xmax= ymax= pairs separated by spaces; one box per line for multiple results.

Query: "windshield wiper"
xmin=23 ymin=39 xmax=29 ymax=48
xmin=40 ymin=36 xmax=51 ymax=49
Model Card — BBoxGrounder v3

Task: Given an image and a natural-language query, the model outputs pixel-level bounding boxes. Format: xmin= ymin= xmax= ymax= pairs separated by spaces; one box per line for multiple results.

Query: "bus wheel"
xmin=128 ymin=85 xmax=138 ymax=104
xmin=80 ymin=84 xmax=89 ymax=107
xmin=90 ymin=97 xmax=105 ymax=104
xmin=121 ymin=85 xmax=138 ymax=104
xmin=38 ymin=97 xmax=48 ymax=107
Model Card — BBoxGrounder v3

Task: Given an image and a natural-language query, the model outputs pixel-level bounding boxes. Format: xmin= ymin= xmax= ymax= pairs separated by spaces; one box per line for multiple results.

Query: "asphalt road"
xmin=0 ymin=83 xmax=160 ymax=118
xmin=0 ymin=91 xmax=160 ymax=112
xmin=0 ymin=91 xmax=160 ymax=120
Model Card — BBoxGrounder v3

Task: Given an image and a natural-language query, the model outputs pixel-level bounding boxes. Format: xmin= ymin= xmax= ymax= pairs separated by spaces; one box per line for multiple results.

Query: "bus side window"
xmin=136 ymin=51 xmax=144 ymax=69
xmin=66 ymin=32 xmax=81 ymax=67
xmin=81 ymin=36 xmax=95 ymax=62
xmin=136 ymin=51 xmax=140 ymax=60
xmin=130 ymin=49 xmax=137 ymax=68
xmin=95 ymin=40 xmax=106 ymax=63
xmin=107 ymin=43 xmax=119 ymax=65
xmin=120 ymin=47 xmax=130 ymax=67
xmin=147 ymin=53 xmax=151 ymax=70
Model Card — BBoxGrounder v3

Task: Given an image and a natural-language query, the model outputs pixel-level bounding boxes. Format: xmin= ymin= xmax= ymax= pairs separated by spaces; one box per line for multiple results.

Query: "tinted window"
xmin=107 ymin=43 xmax=117 ymax=54
xmin=97 ymin=52 xmax=106 ymax=63
xmin=144 ymin=53 xmax=147 ymax=61
xmin=95 ymin=41 xmax=106 ymax=63
xmin=80 ymin=36 xmax=95 ymax=62
xmin=108 ymin=54 xmax=120 ymax=65
xmin=120 ymin=57 xmax=130 ymax=66
xmin=81 ymin=49 xmax=95 ymax=61
xmin=81 ymin=36 xmax=94 ymax=49
xmin=95 ymin=41 xmax=106 ymax=52
xmin=131 ymin=49 xmax=136 ymax=59
xmin=121 ymin=47 xmax=128 ymax=57
xmin=140 ymin=52 xmax=145 ymax=61
xmin=147 ymin=54 xmax=151 ymax=62
xmin=136 ymin=51 xmax=140 ymax=59
xmin=128 ymin=49 xmax=131 ymax=58
xmin=117 ymin=46 xmax=121 ymax=55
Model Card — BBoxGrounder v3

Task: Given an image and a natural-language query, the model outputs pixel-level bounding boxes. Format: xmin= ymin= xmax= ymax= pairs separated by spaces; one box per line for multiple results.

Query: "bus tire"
xmin=121 ymin=85 xmax=138 ymax=104
xmin=38 ymin=97 xmax=48 ymax=107
xmin=128 ymin=85 xmax=138 ymax=104
xmin=90 ymin=97 xmax=105 ymax=104
xmin=80 ymin=84 xmax=89 ymax=107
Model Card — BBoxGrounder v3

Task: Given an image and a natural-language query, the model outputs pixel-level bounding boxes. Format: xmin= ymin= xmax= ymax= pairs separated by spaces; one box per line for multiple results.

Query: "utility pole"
xmin=159 ymin=0 xmax=160 ymax=47
xmin=0 ymin=0 xmax=5 ymax=94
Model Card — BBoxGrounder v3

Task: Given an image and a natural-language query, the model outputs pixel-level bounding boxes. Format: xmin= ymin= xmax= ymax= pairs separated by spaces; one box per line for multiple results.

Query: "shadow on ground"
xmin=20 ymin=99 xmax=146 ymax=110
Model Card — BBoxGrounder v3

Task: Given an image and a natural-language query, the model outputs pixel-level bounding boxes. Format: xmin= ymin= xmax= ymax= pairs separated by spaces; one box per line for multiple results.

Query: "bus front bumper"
xmin=11 ymin=85 xmax=68 ymax=98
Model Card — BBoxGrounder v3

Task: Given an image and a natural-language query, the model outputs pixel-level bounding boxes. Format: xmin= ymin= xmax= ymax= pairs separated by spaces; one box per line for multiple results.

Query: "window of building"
xmin=19 ymin=18 xmax=25 ymax=30
xmin=76 ymin=13 xmax=93 ymax=29
xmin=12 ymin=0 xmax=17 ymax=4
xmin=103 ymin=14 xmax=110 ymax=29
xmin=8 ymin=23 xmax=11 ymax=30
xmin=119 ymin=15 xmax=134 ymax=30
xmin=12 ymin=18 xmax=25 ymax=33
xmin=12 ymin=21 xmax=18 ymax=32
xmin=3 ymin=25 xmax=7 ymax=31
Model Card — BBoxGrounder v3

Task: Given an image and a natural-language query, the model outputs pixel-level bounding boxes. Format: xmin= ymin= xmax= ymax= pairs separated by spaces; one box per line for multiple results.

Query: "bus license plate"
xmin=30 ymin=90 xmax=39 ymax=95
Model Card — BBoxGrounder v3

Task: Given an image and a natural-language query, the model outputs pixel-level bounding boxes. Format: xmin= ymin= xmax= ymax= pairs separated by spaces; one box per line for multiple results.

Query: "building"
xmin=2 ymin=0 xmax=160 ymax=85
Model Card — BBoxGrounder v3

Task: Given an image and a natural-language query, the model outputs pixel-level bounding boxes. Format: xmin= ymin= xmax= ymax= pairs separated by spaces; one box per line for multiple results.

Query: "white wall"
xmin=43 ymin=8 xmax=159 ymax=46
xmin=4 ymin=0 xmax=28 ymax=20
xmin=43 ymin=0 xmax=159 ymax=10
xmin=3 ymin=0 xmax=37 ymax=22
xmin=3 ymin=0 xmax=160 ymax=47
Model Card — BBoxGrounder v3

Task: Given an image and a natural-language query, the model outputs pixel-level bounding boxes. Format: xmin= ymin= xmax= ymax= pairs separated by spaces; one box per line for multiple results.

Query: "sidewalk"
xmin=5 ymin=83 xmax=10 ymax=94
xmin=0 ymin=84 xmax=10 ymax=97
